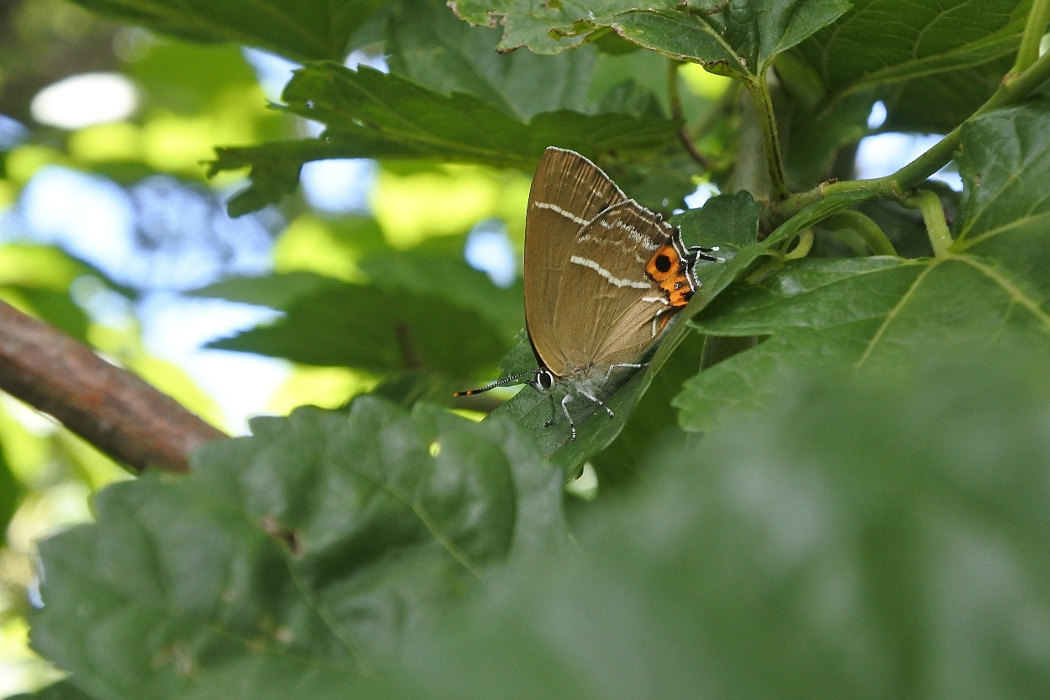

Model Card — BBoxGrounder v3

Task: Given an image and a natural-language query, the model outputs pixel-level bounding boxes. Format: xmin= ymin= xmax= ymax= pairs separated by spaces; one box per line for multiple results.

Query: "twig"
xmin=667 ymin=60 xmax=709 ymax=167
xmin=0 ymin=300 xmax=227 ymax=473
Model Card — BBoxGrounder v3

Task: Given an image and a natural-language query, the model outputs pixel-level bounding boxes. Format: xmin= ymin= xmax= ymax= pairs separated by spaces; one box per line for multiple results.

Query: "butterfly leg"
xmin=559 ymin=394 xmax=578 ymax=441
xmin=602 ymin=362 xmax=644 ymax=384
xmin=577 ymin=387 xmax=615 ymax=419
xmin=543 ymin=391 xmax=558 ymax=428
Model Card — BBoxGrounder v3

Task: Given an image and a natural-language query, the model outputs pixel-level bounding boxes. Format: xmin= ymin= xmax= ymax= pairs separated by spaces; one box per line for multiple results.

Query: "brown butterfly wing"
xmin=546 ymin=202 xmax=693 ymax=375
xmin=523 ymin=148 xmax=627 ymax=376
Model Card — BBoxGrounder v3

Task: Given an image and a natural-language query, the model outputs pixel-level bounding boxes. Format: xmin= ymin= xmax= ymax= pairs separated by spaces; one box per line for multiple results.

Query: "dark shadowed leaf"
xmin=202 ymin=278 xmax=508 ymax=378
xmin=791 ymin=0 xmax=1028 ymax=95
xmin=384 ymin=1 xmax=597 ymax=120
xmin=211 ymin=63 xmax=681 ymax=214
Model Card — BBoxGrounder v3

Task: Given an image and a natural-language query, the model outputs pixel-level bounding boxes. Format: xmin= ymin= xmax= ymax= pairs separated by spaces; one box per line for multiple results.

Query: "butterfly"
xmin=457 ymin=147 xmax=719 ymax=439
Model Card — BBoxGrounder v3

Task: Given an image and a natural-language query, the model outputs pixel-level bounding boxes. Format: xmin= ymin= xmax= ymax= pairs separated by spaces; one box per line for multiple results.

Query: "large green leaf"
xmin=30 ymin=400 xmax=566 ymax=699
xmin=384 ymin=0 xmax=597 ymax=120
xmin=609 ymin=0 xmax=850 ymax=77
xmin=791 ymin=0 xmax=1029 ymax=96
xmin=452 ymin=0 xmax=850 ymax=77
xmin=677 ymin=100 xmax=1050 ymax=431
xmin=779 ymin=1 xmax=1028 ymax=183
xmin=450 ymin=0 xmax=679 ymax=54
xmin=880 ymin=54 xmax=1017 ymax=134
xmin=211 ymin=64 xmax=681 ymax=214
xmin=392 ymin=355 xmax=1050 ymax=696
xmin=67 ymin=0 xmax=386 ymax=63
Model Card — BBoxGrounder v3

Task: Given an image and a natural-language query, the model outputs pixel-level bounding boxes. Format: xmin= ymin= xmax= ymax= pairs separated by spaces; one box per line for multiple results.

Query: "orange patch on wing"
xmin=646 ymin=241 xmax=695 ymax=308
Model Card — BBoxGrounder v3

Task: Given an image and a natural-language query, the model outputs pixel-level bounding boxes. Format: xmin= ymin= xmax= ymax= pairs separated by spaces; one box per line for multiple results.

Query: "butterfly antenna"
xmin=453 ymin=368 xmax=539 ymax=397
xmin=690 ymin=245 xmax=724 ymax=263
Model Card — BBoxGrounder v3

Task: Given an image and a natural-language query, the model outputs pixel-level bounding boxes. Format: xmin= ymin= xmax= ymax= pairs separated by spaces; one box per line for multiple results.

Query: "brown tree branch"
xmin=0 ymin=300 xmax=228 ymax=473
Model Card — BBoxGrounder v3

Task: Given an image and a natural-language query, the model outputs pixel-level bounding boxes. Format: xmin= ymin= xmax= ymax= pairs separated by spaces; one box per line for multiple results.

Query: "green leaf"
xmin=449 ymin=0 xmax=679 ymax=54
xmin=195 ymin=241 xmax=525 ymax=382
xmin=0 ymin=441 xmax=21 ymax=543
xmin=355 ymin=239 xmax=524 ymax=343
xmin=202 ymin=277 xmax=509 ymax=378
xmin=211 ymin=64 xmax=681 ymax=213
xmin=67 ymin=0 xmax=387 ymax=63
xmin=452 ymin=0 xmax=850 ymax=77
xmin=677 ymin=101 xmax=1050 ymax=432
xmin=587 ymin=327 xmax=706 ymax=489
xmin=783 ymin=89 xmax=875 ymax=189
xmin=282 ymin=63 xmax=682 ymax=161
xmin=394 ymin=355 xmax=1050 ymax=696
xmin=0 ymin=244 xmax=137 ymax=344
xmin=675 ymin=190 xmax=764 ymax=250
xmin=610 ymin=0 xmax=851 ymax=76
xmin=791 ymin=0 xmax=1028 ymax=95
xmin=210 ymin=140 xmax=337 ymax=218
xmin=956 ymin=103 xmax=1050 ymax=241
xmin=881 ymin=54 xmax=1016 ymax=134
xmin=30 ymin=399 xmax=566 ymax=698
xmin=384 ymin=0 xmax=598 ymax=120
xmin=6 ymin=679 xmax=97 ymax=699
xmin=189 ymin=271 xmax=335 ymax=310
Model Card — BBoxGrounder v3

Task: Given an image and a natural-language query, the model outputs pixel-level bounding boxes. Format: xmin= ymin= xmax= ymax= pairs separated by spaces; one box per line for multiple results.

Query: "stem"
xmin=743 ymin=73 xmax=788 ymax=198
xmin=823 ymin=210 xmax=898 ymax=256
xmin=983 ymin=44 xmax=1050 ymax=112
xmin=668 ymin=60 xmax=709 ymax=167
xmin=777 ymin=47 xmax=1050 ymax=223
xmin=900 ymin=190 xmax=953 ymax=257
xmin=782 ymin=228 xmax=813 ymax=260
xmin=1008 ymin=0 xmax=1050 ymax=78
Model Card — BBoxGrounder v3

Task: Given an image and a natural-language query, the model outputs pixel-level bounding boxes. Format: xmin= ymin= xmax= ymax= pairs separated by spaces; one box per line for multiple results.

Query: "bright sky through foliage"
xmin=30 ymin=73 xmax=139 ymax=129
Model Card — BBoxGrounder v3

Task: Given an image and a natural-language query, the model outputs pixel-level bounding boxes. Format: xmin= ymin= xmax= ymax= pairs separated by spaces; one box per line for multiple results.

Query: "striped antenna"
xmin=453 ymin=368 xmax=542 ymax=397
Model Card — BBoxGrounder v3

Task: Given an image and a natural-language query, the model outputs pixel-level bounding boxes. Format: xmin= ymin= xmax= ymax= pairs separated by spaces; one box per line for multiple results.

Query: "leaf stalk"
xmin=900 ymin=190 xmax=953 ymax=257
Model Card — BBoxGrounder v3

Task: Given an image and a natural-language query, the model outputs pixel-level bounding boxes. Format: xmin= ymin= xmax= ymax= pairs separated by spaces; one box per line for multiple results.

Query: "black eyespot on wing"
xmin=654 ymin=253 xmax=672 ymax=273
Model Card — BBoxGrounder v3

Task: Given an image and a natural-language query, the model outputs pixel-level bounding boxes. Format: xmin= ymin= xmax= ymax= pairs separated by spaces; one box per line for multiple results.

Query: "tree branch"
xmin=0 ymin=300 xmax=227 ymax=473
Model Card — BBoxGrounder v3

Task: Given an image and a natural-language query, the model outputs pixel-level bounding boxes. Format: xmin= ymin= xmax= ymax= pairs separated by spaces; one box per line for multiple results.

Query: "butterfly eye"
xmin=537 ymin=369 xmax=555 ymax=390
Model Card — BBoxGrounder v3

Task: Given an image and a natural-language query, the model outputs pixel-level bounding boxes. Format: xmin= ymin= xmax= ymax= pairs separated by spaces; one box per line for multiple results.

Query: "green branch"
xmin=1009 ymin=0 xmax=1050 ymax=78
